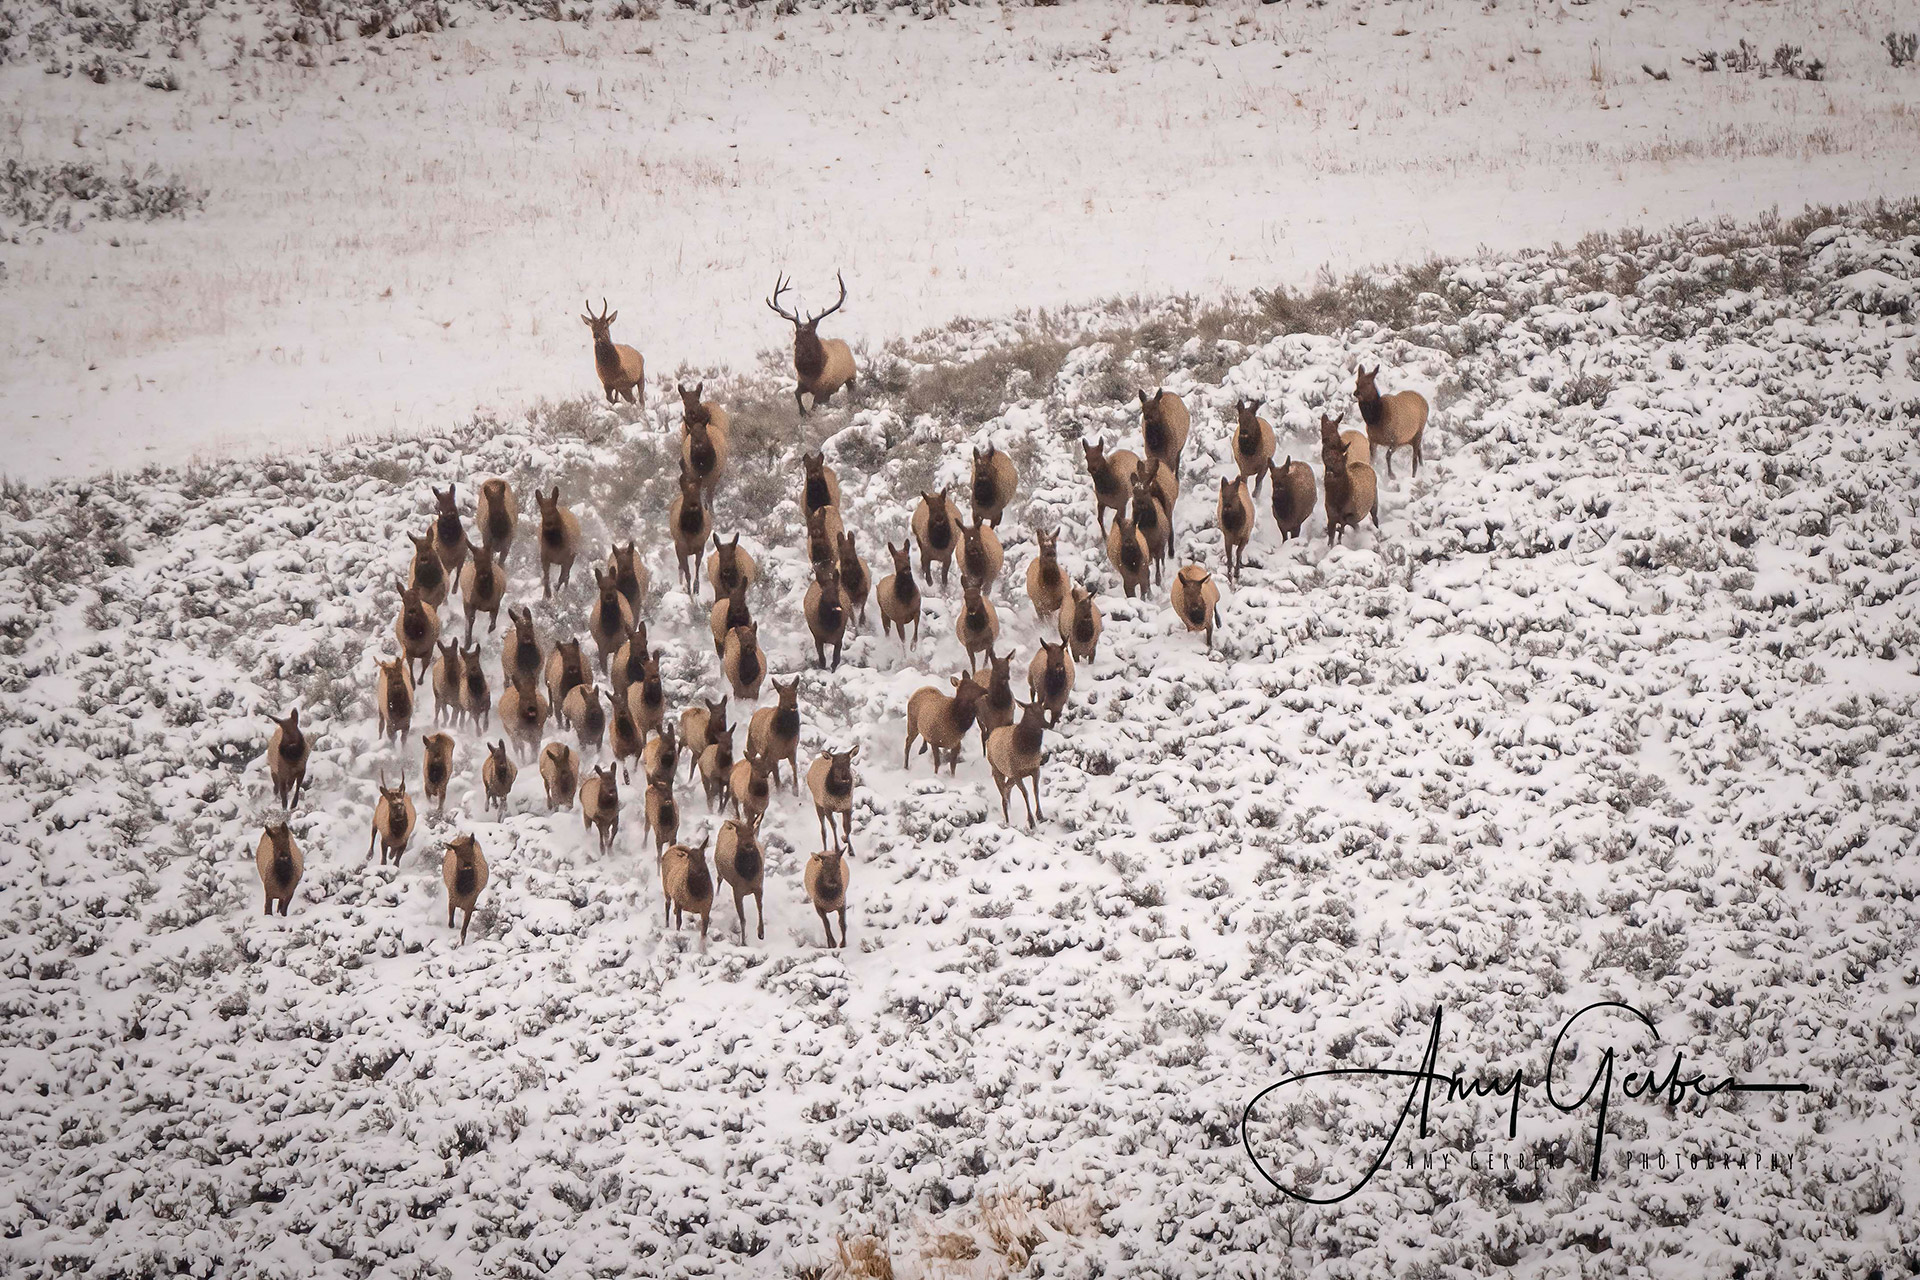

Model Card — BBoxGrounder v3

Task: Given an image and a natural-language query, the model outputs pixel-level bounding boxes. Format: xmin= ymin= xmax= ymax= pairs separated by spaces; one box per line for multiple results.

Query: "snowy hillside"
xmin=4 ymin=0 xmax=1920 ymax=479
xmin=2 ymin=200 xmax=1918 ymax=1277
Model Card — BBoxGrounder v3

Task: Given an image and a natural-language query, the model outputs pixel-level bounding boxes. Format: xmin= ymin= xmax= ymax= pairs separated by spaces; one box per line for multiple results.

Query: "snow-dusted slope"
xmin=4 ymin=0 xmax=1919 ymax=481
xmin=1 ymin=204 xmax=1918 ymax=1278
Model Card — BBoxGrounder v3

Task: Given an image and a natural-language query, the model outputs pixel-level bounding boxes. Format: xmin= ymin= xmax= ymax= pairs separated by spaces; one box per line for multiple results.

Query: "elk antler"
xmin=766 ymin=273 xmax=799 ymax=323
xmin=807 ymin=270 xmax=848 ymax=326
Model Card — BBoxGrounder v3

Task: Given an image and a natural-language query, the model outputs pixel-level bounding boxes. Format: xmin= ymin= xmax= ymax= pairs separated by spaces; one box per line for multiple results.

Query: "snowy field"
xmin=2 ymin=192 xmax=1919 ymax=1277
xmin=3 ymin=0 xmax=1920 ymax=480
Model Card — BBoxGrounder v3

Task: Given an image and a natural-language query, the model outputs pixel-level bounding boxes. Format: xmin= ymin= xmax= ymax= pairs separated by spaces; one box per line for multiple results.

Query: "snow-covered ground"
xmin=3 ymin=0 xmax=1919 ymax=481
xmin=1 ymin=199 xmax=1917 ymax=1277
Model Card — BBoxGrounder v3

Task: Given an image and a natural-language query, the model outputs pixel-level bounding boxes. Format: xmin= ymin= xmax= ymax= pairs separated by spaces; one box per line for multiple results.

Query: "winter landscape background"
xmin=3 ymin=0 xmax=1920 ymax=1277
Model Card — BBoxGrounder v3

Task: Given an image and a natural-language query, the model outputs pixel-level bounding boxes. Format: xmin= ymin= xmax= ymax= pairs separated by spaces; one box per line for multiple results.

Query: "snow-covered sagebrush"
xmin=1 ymin=204 xmax=1917 ymax=1278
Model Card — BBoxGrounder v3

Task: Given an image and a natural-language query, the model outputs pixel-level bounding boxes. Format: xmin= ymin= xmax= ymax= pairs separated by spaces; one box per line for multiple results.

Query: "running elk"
xmin=714 ymin=814 xmax=765 ymax=943
xmin=607 ymin=541 xmax=649 ymax=618
xmin=408 ymin=530 xmax=449 ymax=609
xmin=679 ymin=382 xmax=731 ymax=495
xmin=1170 ymin=564 xmax=1221 ymax=650
xmin=442 ymin=834 xmax=489 ymax=945
xmin=876 ymin=540 xmax=922 ymax=647
xmin=255 ymin=822 xmax=303 ymax=916
xmin=986 ymin=699 xmax=1047 ymax=830
xmin=912 ymin=490 xmax=963 ymax=590
xmin=805 ymin=847 xmax=850 ymax=950
xmin=482 ymin=741 xmax=516 ymax=816
xmin=723 ymin=623 xmax=767 ymax=703
xmin=460 ymin=544 xmax=505 ymax=645
xmin=1218 ymin=476 xmax=1252 ymax=584
xmin=581 ymin=764 xmax=620 ymax=854
xmin=805 ymin=559 xmax=849 ymax=670
xmin=1320 ymin=414 xmax=1379 ymax=543
xmin=808 ymin=747 xmax=857 ymax=851
xmin=422 ymin=732 xmax=455 ymax=812
xmin=377 ymin=656 xmax=414 ymax=747
xmin=706 ymin=534 xmax=756 ymax=602
xmin=970 ymin=442 xmax=1018 ymax=527
xmin=768 ymin=271 xmax=857 ymax=414
xmin=1024 ymin=528 xmax=1069 ymax=623
xmin=477 ymin=478 xmax=517 ymax=562
xmin=903 ymin=675 xmax=984 ymax=774
xmin=431 ymin=485 xmax=469 ymax=590
xmin=669 ymin=467 xmax=711 ymax=595
xmin=1139 ymin=388 xmax=1191 ymax=479
xmin=589 ymin=566 xmax=635 ymax=674
xmin=1268 ymin=457 xmax=1317 ymax=543
xmin=1232 ymin=398 xmax=1276 ymax=497
xmin=1028 ymin=639 xmax=1074 ymax=727
xmin=536 ymin=487 xmax=581 ymax=599
xmin=661 ymin=833 xmax=714 ymax=953
xmin=747 ymin=679 xmax=802 ymax=793
xmin=1062 ymin=584 xmax=1103 ymax=664
xmin=267 ymin=710 xmax=309 ymax=808
xmin=368 ymin=773 xmax=416 ymax=867
xmin=541 ymin=741 xmax=579 ymax=811
xmin=1105 ymin=513 xmax=1151 ymax=600
xmin=394 ymin=580 xmax=440 ymax=685
xmin=955 ymin=576 xmax=1000 ymax=673
xmin=1084 ymin=437 xmax=1139 ymax=535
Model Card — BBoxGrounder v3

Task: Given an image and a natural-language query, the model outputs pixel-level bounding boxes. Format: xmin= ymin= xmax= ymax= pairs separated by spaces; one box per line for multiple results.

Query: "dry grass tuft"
xmin=834 ymin=1233 xmax=895 ymax=1280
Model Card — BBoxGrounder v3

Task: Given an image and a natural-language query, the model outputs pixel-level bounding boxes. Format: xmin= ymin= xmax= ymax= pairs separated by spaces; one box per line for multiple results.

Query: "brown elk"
xmin=535 ymin=487 xmax=581 ymax=599
xmin=1320 ymin=414 xmax=1379 ymax=544
xmin=837 ymin=532 xmax=871 ymax=628
xmin=1267 ymin=457 xmax=1317 ymax=543
xmin=431 ymin=485 xmax=469 ymax=590
xmin=422 ymin=732 xmax=455 ymax=812
xmin=955 ymin=576 xmax=1000 ymax=673
xmin=768 ymin=271 xmax=856 ymax=414
xmin=545 ymin=638 xmax=590 ymax=727
xmin=267 ymin=710 xmax=309 ymax=809
xmin=804 ymin=848 xmax=850 ymax=950
xmin=722 ymin=623 xmax=767 ymax=703
xmin=477 ymin=478 xmax=518 ymax=562
xmin=502 ymin=605 xmax=542 ymax=692
xmin=903 ymin=675 xmax=984 ymax=774
xmin=442 ymin=834 xmax=489 ymax=945
xmin=956 ymin=517 xmax=1004 ymax=593
xmin=679 ymin=382 xmax=731 ymax=496
xmin=1218 ymin=476 xmax=1252 ymax=585
xmin=1170 ymin=564 xmax=1222 ymax=650
xmin=367 ymin=772 xmax=417 ymax=867
xmin=407 ymin=530 xmax=449 ymax=609
xmin=970 ymin=648 xmax=1016 ymax=754
xmin=1232 ymin=398 xmax=1277 ymax=497
xmin=709 ymin=582 xmax=753 ymax=659
xmin=970 ymin=442 xmax=1018 ymax=528
xmin=747 ymin=678 xmax=802 ymax=793
xmin=1024 ymin=527 xmax=1070 ymax=624
xmin=497 ymin=673 xmax=548 ymax=761
xmin=1139 ymin=388 xmax=1191 ymax=479
xmin=583 ymin=298 xmax=644 ymax=405
xmin=460 ymin=642 xmax=490 ymax=733
xmin=540 ymin=741 xmax=579 ymax=811
xmin=1028 ymin=639 xmax=1075 ymax=728
xmin=661 ymin=833 xmax=714 ymax=954
xmin=606 ymin=541 xmax=649 ymax=618
xmin=807 ymin=746 xmax=857 ymax=851
xmin=1105 ymin=513 xmax=1151 ymax=600
xmin=589 ymin=565 xmax=635 ymax=675
xmin=394 ymin=579 xmax=440 ymax=685
xmin=255 ymin=822 xmax=303 ymax=916
xmin=482 ymin=741 xmax=517 ymax=817
xmin=804 ymin=559 xmax=849 ymax=670
xmin=876 ymin=539 xmax=922 ymax=647
xmin=1355 ymin=364 xmax=1429 ymax=480
xmin=377 ymin=655 xmax=414 ymax=747
xmin=911 ymin=490 xmax=962 ymax=590
xmin=432 ymin=640 xmax=464 ymax=728
xmin=669 ymin=466 xmax=711 ymax=595
xmin=1061 ymin=585 xmax=1102 ymax=664
xmin=714 ymin=814 xmax=765 ymax=943
xmin=1083 ymin=437 xmax=1140 ymax=535
xmin=581 ymin=765 xmax=620 ymax=854
xmin=985 ymin=698 xmax=1048 ymax=830
xmin=706 ymin=533 xmax=756 ymax=602
xmin=460 ymin=543 xmax=506 ymax=645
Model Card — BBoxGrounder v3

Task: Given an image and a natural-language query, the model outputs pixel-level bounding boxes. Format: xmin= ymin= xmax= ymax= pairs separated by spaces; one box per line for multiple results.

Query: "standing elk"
xmin=1355 ymin=364 xmax=1429 ymax=480
xmin=583 ymin=298 xmax=644 ymax=405
xmin=1320 ymin=414 xmax=1380 ymax=544
xmin=768 ymin=271 xmax=857 ymax=414
xmin=267 ymin=709 xmax=310 ymax=808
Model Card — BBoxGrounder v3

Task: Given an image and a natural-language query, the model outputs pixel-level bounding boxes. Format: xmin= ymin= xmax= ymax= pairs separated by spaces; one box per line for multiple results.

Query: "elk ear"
xmin=606 ymin=310 xmax=617 ymax=325
xmin=1138 ymin=389 xmax=1150 ymax=407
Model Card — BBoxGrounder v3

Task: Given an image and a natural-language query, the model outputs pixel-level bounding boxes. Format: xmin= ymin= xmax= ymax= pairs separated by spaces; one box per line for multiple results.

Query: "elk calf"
xmin=535 ymin=487 xmax=581 ymax=599
xmin=583 ymin=298 xmax=644 ymax=405
xmin=986 ymin=699 xmax=1047 ymax=830
xmin=698 ymin=720 xmax=736 ymax=813
xmin=541 ymin=741 xmax=579 ymax=811
xmin=747 ymin=679 xmax=802 ymax=792
xmin=1355 ymin=364 xmax=1429 ymax=481
xmin=581 ymin=765 xmax=620 ymax=855
xmin=661 ymin=833 xmax=715 ymax=953
xmin=1139 ymin=388 xmax=1191 ymax=479
xmin=1171 ymin=564 xmax=1222 ymax=650
xmin=728 ymin=753 xmax=773 ymax=827
xmin=477 ymin=478 xmax=518 ymax=562
xmin=482 ymin=741 xmax=517 ymax=816
xmin=1268 ymin=457 xmax=1317 ymax=543
xmin=680 ymin=697 xmax=729 ymax=783
xmin=432 ymin=641 xmax=464 ymax=728
xmin=442 ymin=835 xmax=489 ymax=945
xmin=422 ymin=732 xmax=455 ymax=812
xmin=876 ymin=539 xmax=922 ymax=647
xmin=267 ymin=709 xmax=310 ymax=808
xmin=807 ymin=746 xmax=857 ymax=851
xmin=768 ymin=272 xmax=856 ymax=414
xmin=1218 ymin=476 xmax=1252 ymax=584
xmin=714 ymin=814 xmax=765 ymax=943
xmin=255 ymin=822 xmax=304 ymax=916
xmin=805 ymin=848 xmax=850 ymax=949
xmin=970 ymin=443 xmax=1018 ymax=527
xmin=903 ymin=676 xmax=984 ymax=774
xmin=368 ymin=774 xmax=417 ymax=867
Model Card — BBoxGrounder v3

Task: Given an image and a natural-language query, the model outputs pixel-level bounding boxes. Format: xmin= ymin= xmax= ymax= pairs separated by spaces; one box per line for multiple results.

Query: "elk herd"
xmin=250 ymin=272 xmax=1430 ymax=958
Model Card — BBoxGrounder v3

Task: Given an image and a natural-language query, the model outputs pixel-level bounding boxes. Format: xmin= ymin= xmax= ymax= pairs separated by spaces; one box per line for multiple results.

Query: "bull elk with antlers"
xmin=768 ymin=271 xmax=857 ymax=415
